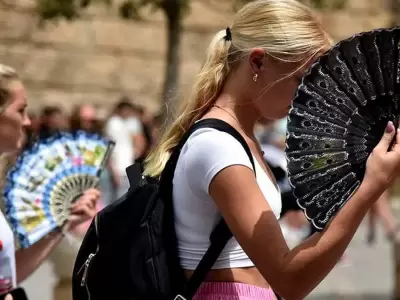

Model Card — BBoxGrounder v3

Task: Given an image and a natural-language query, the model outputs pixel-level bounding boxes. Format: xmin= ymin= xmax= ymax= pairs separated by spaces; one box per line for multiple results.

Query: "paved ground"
xmin=308 ymin=221 xmax=393 ymax=299
xmin=19 ymin=219 xmax=395 ymax=300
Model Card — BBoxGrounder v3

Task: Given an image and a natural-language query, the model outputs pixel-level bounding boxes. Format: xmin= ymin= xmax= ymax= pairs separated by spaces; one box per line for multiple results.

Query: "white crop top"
xmin=172 ymin=128 xmax=282 ymax=270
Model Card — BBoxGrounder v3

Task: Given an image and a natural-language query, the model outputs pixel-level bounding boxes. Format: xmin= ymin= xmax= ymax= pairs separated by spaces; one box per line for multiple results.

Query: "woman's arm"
xmin=15 ymin=188 xmax=100 ymax=283
xmin=209 ymin=166 xmax=377 ymax=299
xmin=209 ymin=126 xmax=400 ymax=299
xmin=15 ymin=228 xmax=64 ymax=283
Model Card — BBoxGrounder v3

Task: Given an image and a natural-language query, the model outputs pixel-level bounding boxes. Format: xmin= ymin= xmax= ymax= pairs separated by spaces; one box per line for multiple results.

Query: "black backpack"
xmin=72 ymin=119 xmax=256 ymax=300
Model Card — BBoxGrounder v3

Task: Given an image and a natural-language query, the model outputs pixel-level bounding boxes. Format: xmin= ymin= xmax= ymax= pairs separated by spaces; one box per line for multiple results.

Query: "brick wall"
xmin=0 ymin=0 xmax=391 ymax=115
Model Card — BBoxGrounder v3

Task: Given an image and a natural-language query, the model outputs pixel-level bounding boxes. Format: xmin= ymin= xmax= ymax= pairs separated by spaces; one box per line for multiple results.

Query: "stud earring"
xmin=253 ymin=73 xmax=258 ymax=82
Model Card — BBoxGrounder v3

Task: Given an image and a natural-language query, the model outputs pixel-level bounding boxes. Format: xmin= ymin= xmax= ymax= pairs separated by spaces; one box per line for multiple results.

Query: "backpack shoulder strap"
xmin=165 ymin=118 xmax=256 ymax=300
xmin=189 ymin=119 xmax=256 ymax=173
xmin=162 ymin=118 xmax=256 ymax=183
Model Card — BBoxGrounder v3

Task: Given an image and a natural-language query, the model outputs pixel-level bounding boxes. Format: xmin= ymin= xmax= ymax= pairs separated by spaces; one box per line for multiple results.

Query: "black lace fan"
xmin=285 ymin=27 xmax=400 ymax=231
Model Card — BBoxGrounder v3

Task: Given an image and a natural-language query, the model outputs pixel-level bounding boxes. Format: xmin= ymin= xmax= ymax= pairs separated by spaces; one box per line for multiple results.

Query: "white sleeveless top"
xmin=173 ymin=128 xmax=282 ymax=270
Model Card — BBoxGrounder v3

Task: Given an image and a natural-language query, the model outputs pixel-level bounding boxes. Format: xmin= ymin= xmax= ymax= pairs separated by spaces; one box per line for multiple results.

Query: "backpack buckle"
xmin=173 ymin=295 xmax=186 ymax=300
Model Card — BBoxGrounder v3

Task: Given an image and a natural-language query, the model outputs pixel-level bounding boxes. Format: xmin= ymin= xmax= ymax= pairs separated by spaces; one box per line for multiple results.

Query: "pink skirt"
xmin=193 ymin=282 xmax=277 ymax=300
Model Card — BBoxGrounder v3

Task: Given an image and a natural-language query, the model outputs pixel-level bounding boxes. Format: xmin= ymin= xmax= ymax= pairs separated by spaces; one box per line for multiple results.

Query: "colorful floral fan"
xmin=3 ymin=131 xmax=114 ymax=248
xmin=285 ymin=27 xmax=400 ymax=231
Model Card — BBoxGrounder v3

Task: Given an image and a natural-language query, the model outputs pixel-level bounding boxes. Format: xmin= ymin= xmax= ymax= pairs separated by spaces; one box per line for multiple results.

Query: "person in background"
xmin=132 ymin=104 xmax=157 ymax=165
xmin=255 ymin=119 xmax=275 ymax=145
xmin=105 ymin=98 xmax=145 ymax=198
xmin=264 ymin=118 xmax=349 ymax=264
xmin=270 ymin=118 xmax=288 ymax=149
xmin=70 ymin=104 xmax=99 ymax=134
xmin=258 ymin=118 xmax=310 ymax=249
xmin=46 ymin=104 xmax=109 ymax=300
xmin=39 ymin=106 xmax=68 ymax=138
xmin=0 ymin=64 xmax=99 ymax=300
xmin=367 ymin=189 xmax=400 ymax=244
xmin=26 ymin=112 xmax=40 ymax=134
xmin=70 ymin=104 xmax=118 ymax=206
xmin=24 ymin=112 xmax=40 ymax=147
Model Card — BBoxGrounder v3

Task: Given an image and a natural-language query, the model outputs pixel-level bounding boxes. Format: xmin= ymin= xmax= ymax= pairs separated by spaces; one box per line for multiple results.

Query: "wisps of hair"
xmin=0 ymin=64 xmax=19 ymax=113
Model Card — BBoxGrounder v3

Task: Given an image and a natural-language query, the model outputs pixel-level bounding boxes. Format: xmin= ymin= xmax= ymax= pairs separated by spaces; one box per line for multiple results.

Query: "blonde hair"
xmin=144 ymin=0 xmax=332 ymax=177
xmin=0 ymin=65 xmax=20 ymax=202
xmin=0 ymin=64 xmax=19 ymax=113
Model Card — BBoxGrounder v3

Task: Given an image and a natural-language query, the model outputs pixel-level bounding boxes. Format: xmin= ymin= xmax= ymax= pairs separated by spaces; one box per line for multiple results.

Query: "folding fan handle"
xmin=71 ymin=177 xmax=101 ymax=203
xmin=88 ymin=178 xmax=101 ymax=190
xmin=96 ymin=142 xmax=115 ymax=178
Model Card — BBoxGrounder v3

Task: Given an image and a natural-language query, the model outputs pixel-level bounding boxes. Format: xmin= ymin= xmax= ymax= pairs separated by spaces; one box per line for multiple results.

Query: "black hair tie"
xmin=225 ymin=27 xmax=232 ymax=42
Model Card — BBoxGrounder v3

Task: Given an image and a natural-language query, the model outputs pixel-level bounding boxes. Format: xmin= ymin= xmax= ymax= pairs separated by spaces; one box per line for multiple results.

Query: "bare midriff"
xmin=184 ymin=267 xmax=275 ymax=291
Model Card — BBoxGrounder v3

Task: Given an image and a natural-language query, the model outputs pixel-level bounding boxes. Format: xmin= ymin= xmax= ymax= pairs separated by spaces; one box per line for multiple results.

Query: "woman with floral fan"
xmin=0 ymin=64 xmax=99 ymax=300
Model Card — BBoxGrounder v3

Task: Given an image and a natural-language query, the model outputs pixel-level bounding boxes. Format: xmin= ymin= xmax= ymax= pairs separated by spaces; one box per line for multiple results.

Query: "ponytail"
xmin=144 ymin=0 xmax=333 ymax=178
xmin=143 ymin=29 xmax=232 ymax=177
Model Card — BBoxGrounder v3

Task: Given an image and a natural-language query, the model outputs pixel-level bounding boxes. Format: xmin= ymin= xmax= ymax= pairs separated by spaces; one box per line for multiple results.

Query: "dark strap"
xmin=161 ymin=119 xmax=256 ymax=300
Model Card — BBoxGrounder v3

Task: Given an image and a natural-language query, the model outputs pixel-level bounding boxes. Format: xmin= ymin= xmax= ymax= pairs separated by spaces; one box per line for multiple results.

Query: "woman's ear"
xmin=249 ymin=48 xmax=266 ymax=74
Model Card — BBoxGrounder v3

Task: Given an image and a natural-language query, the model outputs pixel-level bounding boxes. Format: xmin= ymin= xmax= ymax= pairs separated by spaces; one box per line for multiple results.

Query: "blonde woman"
xmin=0 ymin=64 xmax=99 ymax=299
xmin=144 ymin=1 xmax=400 ymax=299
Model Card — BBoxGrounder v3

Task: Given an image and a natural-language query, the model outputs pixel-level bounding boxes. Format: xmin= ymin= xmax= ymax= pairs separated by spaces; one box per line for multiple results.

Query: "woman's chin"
xmin=0 ymin=144 xmax=19 ymax=155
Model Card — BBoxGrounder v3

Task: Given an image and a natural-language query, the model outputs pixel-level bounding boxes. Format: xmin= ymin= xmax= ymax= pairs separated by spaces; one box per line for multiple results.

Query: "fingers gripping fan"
xmin=285 ymin=27 xmax=400 ymax=231
xmin=3 ymin=131 xmax=114 ymax=248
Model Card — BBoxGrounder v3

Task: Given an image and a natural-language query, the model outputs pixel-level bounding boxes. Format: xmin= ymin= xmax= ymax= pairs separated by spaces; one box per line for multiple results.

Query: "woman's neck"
xmin=214 ymin=92 xmax=258 ymax=138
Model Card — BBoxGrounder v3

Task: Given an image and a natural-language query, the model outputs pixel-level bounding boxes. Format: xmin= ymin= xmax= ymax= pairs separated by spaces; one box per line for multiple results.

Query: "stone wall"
xmin=0 ymin=0 xmax=392 ymax=115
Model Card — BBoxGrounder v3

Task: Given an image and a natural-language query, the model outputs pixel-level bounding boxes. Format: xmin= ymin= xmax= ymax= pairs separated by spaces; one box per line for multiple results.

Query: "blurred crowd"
xmin=255 ymin=118 xmax=311 ymax=249
xmin=12 ymin=100 xmax=400 ymax=299
xmin=10 ymin=97 xmax=164 ymax=300
xmin=26 ymin=97 xmax=163 ymax=207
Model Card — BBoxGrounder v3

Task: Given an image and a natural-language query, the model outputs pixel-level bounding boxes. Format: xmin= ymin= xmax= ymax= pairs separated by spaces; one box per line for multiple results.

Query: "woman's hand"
xmin=364 ymin=121 xmax=400 ymax=194
xmin=4 ymin=294 xmax=13 ymax=300
xmin=67 ymin=188 xmax=100 ymax=231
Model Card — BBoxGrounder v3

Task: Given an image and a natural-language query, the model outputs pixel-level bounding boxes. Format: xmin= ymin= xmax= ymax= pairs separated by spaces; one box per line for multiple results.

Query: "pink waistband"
xmin=193 ymin=282 xmax=276 ymax=300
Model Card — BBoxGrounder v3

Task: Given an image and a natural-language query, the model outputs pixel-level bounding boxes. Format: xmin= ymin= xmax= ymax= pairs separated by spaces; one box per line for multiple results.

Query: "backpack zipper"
xmin=79 ymin=214 xmax=100 ymax=292
xmin=81 ymin=253 xmax=96 ymax=287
